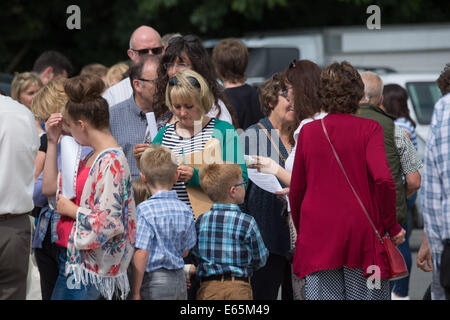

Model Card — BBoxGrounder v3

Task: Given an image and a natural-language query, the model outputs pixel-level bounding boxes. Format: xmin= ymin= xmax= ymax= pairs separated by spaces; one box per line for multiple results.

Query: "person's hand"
xmin=45 ymin=113 xmax=63 ymax=144
xmin=186 ymin=278 xmax=192 ymax=290
xmin=275 ymin=188 xmax=290 ymax=204
xmin=133 ymin=144 xmax=151 ymax=163
xmin=178 ymin=165 xmax=194 ymax=183
xmin=417 ymin=234 xmax=433 ymax=272
xmin=56 ymin=194 xmax=78 ymax=219
xmin=251 ymin=155 xmax=282 ymax=176
xmin=391 ymin=228 xmax=406 ymax=246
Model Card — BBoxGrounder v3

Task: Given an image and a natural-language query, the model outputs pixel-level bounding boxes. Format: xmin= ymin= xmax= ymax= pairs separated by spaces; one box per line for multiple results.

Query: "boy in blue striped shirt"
xmin=132 ymin=145 xmax=196 ymax=300
xmin=192 ymin=163 xmax=268 ymax=300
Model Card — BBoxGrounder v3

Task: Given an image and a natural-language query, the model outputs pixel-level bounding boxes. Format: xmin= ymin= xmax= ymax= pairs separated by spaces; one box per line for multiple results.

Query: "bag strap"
xmin=257 ymin=122 xmax=286 ymax=163
xmin=320 ymin=118 xmax=383 ymax=244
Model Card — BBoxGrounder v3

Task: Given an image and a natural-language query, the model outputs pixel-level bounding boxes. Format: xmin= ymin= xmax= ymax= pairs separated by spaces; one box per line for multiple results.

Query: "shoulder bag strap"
xmin=320 ymin=118 xmax=383 ymax=244
xmin=257 ymin=122 xmax=286 ymax=163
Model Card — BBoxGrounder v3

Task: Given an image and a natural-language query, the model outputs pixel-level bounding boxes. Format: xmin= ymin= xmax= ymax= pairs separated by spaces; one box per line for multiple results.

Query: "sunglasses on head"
xmin=131 ymin=46 xmax=163 ymax=56
xmin=168 ymin=34 xmax=198 ymax=46
xmin=168 ymin=75 xmax=201 ymax=88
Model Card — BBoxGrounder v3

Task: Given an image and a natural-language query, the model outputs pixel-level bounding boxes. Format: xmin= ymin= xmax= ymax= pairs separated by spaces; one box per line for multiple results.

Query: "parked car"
xmin=0 ymin=73 xmax=13 ymax=95
xmin=380 ymin=72 xmax=441 ymax=229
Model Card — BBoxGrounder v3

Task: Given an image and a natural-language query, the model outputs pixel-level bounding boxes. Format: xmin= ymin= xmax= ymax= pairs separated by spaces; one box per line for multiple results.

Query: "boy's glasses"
xmin=233 ymin=181 xmax=247 ymax=188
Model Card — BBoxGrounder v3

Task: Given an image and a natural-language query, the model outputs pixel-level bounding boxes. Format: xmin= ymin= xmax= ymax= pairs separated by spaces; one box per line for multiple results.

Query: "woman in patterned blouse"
xmin=51 ymin=74 xmax=136 ymax=300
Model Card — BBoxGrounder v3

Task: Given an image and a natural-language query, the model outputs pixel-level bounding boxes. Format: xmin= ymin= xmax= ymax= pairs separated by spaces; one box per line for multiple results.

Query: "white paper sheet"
xmin=60 ymin=136 xmax=81 ymax=199
xmin=248 ymin=168 xmax=290 ymax=211
xmin=144 ymin=112 xmax=158 ymax=143
xmin=248 ymin=168 xmax=283 ymax=193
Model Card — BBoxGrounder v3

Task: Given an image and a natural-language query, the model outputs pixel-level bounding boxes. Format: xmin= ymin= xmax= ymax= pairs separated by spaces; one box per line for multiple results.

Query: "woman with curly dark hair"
xmin=288 ymin=61 xmax=405 ymax=300
xmin=152 ymin=34 xmax=238 ymax=128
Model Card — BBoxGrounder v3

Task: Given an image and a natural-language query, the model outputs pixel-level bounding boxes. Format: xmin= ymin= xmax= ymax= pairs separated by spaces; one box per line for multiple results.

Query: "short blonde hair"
xmin=165 ymin=69 xmax=214 ymax=117
xmin=10 ymin=72 xmax=43 ymax=102
xmin=105 ymin=62 xmax=129 ymax=88
xmin=199 ymin=163 xmax=242 ymax=203
xmin=132 ymin=178 xmax=150 ymax=206
xmin=31 ymin=78 xmax=68 ymax=123
xmin=140 ymin=144 xmax=178 ymax=188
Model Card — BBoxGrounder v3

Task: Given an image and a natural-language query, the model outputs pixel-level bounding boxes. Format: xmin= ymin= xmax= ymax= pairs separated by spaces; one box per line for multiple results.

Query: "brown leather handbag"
xmin=321 ymin=118 xmax=408 ymax=280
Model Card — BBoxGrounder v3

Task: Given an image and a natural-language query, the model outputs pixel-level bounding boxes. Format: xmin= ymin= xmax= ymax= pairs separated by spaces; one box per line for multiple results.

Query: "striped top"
xmin=160 ymin=118 xmax=216 ymax=207
xmin=395 ymin=117 xmax=418 ymax=151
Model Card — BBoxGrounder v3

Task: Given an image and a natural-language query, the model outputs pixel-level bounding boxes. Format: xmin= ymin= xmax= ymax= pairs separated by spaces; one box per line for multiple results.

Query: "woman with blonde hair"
xmin=153 ymin=69 xmax=247 ymax=299
xmin=30 ymin=79 xmax=68 ymax=179
xmin=105 ymin=62 xmax=129 ymax=88
xmin=153 ymin=69 xmax=247 ymax=208
xmin=11 ymin=72 xmax=43 ymax=110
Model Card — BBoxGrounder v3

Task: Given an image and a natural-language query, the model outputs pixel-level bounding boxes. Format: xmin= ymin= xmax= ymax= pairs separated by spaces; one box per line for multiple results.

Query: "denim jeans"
xmin=391 ymin=193 xmax=416 ymax=297
xmin=141 ymin=268 xmax=187 ymax=300
xmin=51 ymin=246 xmax=101 ymax=300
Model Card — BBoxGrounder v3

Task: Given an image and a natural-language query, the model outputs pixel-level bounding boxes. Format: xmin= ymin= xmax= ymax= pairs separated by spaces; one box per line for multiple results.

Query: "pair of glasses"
xmin=289 ymin=59 xmax=297 ymax=69
xmin=138 ymin=78 xmax=157 ymax=83
xmin=131 ymin=46 xmax=163 ymax=56
xmin=163 ymin=62 xmax=191 ymax=71
xmin=168 ymin=34 xmax=198 ymax=46
xmin=233 ymin=181 xmax=247 ymax=188
xmin=168 ymin=75 xmax=201 ymax=88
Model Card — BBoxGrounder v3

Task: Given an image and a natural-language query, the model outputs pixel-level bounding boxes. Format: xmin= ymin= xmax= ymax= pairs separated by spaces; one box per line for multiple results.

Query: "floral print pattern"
xmin=65 ymin=148 xmax=136 ymax=299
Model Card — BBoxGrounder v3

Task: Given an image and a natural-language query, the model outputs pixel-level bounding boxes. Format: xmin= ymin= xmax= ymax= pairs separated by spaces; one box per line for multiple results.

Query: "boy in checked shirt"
xmin=192 ymin=163 xmax=268 ymax=300
xmin=132 ymin=145 xmax=196 ymax=300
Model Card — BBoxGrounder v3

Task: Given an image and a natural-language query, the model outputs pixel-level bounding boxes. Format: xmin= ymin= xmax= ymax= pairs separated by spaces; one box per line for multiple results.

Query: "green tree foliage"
xmin=1 ymin=0 xmax=448 ymax=74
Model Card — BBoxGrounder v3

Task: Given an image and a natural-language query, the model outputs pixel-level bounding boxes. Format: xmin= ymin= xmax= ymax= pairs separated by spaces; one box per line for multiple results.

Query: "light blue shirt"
xmin=135 ymin=190 xmax=196 ymax=272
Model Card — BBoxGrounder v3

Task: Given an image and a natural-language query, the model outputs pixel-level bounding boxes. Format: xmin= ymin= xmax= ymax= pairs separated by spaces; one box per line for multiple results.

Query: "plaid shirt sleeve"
xmin=421 ymin=94 xmax=450 ymax=256
xmin=395 ymin=125 xmax=423 ymax=175
xmin=135 ymin=204 xmax=153 ymax=252
xmin=246 ymin=216 xmax=269 ymax=272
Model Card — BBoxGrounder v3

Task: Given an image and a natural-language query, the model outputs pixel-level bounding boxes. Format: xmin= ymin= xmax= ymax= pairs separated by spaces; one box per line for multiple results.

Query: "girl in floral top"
xmin=52 ymin=74 xmax=136 ymax=300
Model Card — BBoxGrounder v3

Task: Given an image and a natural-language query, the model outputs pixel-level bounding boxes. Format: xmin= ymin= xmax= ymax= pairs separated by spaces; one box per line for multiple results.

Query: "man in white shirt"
xmin=103 ymin=25 xmax=163 ymax=107
xmin=0 ymin=95 xmax=39 ymax=299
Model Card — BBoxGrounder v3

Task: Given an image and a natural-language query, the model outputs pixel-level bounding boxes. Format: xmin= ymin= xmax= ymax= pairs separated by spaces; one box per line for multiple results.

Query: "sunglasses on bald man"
xmin=131 ymin=46 xmax=163 ymax=56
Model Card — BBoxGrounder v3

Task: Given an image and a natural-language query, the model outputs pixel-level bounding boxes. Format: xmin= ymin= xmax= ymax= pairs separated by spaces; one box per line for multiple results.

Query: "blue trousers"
xmin=390 ymin=193 xmax=416 ymax=297
xmin=50 ymin=246 xmax=101 ymax=300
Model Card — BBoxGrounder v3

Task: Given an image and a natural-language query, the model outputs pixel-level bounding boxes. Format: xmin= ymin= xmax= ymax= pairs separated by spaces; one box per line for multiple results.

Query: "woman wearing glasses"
xmin=241 ymin=72 xmax=296 ymax=300
xmin=152 ymin=34 xmax=238 ymax=128
xmin=242 ymin=62 xmax=324 ymax=299
xmin=152 ymin=69 xmax=247 ymax=209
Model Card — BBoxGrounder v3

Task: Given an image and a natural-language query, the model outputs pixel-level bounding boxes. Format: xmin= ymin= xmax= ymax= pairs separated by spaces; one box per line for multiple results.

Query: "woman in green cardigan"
xmin=152 ymin=69 xmax=247 ymax=209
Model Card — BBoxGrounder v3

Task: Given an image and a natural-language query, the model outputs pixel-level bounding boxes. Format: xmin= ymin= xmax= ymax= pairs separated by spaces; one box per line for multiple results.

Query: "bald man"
xmin=103 ymin=26 xmax=162 ymax=108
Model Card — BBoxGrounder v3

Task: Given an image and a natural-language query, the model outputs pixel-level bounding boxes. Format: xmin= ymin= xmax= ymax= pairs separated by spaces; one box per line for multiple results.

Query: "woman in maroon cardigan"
xmin=289 ymin=61 xmax=406 ymax=300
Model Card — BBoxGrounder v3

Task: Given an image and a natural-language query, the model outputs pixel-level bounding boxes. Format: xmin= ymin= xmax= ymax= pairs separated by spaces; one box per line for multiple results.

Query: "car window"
xmin=246 ymin=47 xmax=299 ymax=79
xmin=406 ymin=82 xmax=441 ymax=125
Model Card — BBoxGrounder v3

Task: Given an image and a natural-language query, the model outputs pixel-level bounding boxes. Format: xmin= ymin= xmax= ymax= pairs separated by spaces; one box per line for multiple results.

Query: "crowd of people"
xmin=1 ymin=24 xmax=450 ymax=301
